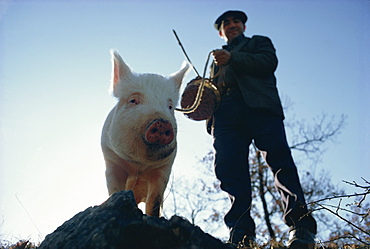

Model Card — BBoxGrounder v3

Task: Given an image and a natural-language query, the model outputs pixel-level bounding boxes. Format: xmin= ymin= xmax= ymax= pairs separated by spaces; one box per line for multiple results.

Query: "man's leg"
xmin=212 ymin=92 xmax=256 ymax=243
xmin=252 ymin=113 xmax=317 ymax=235
xmin=213 ymin=129 xmax=255 ymax=239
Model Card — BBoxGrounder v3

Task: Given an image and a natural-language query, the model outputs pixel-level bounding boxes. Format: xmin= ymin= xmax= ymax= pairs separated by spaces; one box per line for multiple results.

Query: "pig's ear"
xmin=169 ymin=62 xmax=190 ymax=89
xmin=110 ymin=50 xmax=132 ymax=97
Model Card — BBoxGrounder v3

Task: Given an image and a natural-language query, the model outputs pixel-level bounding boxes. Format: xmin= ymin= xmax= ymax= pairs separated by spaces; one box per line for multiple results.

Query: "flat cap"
xmin=214 ymin=10 xmax=248 ymax=30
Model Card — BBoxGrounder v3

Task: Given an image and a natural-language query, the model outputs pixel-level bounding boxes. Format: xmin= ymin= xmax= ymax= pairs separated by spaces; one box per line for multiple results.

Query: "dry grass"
xmin=0 ymin=240 xmax=38 ymax=249
xmin=1 ymin=239 xmax=369 ymax=249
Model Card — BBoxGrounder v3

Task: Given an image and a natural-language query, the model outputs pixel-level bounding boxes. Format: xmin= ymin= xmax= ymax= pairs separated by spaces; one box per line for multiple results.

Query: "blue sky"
xmin=1 ymin=0 xmax=369 ymax=244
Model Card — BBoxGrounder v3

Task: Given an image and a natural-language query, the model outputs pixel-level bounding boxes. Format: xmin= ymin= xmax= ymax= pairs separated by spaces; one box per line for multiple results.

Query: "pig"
xmin=101 ymin=50 xmax=189 ymax=216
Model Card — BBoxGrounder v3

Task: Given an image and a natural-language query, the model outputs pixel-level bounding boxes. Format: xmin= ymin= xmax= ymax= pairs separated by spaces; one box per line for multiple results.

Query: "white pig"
xmin=101 ymin=50 xmax=189 ymax=216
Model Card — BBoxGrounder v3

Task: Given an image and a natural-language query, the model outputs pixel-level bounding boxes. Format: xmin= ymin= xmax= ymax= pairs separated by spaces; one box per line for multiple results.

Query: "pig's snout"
xmin=145 ymin=119 xmax=174 ymax=145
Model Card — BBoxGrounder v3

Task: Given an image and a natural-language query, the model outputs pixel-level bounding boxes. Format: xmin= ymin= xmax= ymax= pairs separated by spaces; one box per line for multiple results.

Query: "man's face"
xmin=219 ymin=16 xmax=246 ymax=43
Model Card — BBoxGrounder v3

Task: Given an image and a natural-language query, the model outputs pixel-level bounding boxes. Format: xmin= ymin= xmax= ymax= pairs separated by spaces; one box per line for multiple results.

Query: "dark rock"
xmin=39 ymin=190 xmax=235 ymax=249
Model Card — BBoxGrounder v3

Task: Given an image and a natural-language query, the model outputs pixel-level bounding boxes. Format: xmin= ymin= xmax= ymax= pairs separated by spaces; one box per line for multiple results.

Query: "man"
xmin=207 ymin=10 xmax=317 ymax=248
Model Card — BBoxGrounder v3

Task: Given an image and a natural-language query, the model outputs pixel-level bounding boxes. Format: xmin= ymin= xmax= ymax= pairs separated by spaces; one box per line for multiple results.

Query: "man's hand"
xmin=212 ymin=49 xmax=231 ymax=66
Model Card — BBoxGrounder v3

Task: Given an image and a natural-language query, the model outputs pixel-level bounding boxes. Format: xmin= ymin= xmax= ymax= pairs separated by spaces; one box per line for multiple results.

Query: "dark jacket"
xmin=207 ymin=35 xmax=284 ymax=134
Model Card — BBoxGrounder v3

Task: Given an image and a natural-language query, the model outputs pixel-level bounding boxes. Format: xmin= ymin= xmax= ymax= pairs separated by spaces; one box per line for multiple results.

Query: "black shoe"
xmin=238 ymin=235 xmax=258 ymax=249
xmin=287 ymin=227 xmax=315 ymax=249
xmin=228 ymin=229 xmax=257 ymax=249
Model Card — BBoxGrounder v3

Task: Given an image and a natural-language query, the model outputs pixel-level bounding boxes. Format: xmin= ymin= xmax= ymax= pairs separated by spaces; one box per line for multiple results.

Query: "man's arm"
xmin=230 ymin=36 xmax=278 ymax=76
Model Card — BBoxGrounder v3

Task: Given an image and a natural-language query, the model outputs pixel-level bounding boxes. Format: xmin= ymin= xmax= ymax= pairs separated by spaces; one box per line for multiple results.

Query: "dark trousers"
xmin=212 ymin=89 xmax=317 ymax=237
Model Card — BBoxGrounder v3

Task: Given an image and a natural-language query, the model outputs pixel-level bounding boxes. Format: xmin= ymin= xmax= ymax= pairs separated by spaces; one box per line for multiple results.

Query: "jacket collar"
xmin=222 ymin=34 xmax=246 ymax=51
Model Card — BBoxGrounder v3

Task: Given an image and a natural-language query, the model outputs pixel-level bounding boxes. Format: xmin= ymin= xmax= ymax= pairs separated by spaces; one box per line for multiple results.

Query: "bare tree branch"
xmin=315 ymin=203 xmax=370 ymax=237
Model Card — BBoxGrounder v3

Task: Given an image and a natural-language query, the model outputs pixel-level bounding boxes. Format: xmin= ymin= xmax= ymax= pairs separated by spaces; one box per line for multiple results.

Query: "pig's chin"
xmin=144 ymin=142 xmax=176 ymax=161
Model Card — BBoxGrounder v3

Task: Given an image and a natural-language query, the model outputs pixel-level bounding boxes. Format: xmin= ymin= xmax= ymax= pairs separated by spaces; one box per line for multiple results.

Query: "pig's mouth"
xmin=145 ymin=143 xmax=176 ymax=160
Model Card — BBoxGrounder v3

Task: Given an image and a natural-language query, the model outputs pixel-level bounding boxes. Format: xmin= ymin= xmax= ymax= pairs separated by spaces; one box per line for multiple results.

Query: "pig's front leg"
xmin=105 ymin=161 xmax=128 ymax=195
xmin=145 ymin=166 xmax=171 ymax=217
xmin=146 ymin=192 xmax=163 ymax=217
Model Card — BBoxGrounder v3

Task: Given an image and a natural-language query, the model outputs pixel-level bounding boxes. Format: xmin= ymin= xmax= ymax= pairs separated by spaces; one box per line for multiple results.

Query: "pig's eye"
xmin=168 ymin=100 xmax=173 ymax=110
xmin=126 ymin=93 xmax=141 ymax=108
xmin=128 ymin=98 xmax=139 ymax=106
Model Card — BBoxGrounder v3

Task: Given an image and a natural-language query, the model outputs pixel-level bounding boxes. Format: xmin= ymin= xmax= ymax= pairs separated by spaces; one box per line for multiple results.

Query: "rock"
xmin=39 ymin=190 xmax=235 ymax=249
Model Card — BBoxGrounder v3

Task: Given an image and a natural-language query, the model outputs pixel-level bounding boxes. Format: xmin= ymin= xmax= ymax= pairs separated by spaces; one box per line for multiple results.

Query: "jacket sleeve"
xmin=229 ymin=35 xmax=278 ymax=76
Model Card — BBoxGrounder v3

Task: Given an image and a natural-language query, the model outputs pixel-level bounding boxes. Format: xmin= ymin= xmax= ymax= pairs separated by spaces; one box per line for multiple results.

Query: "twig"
xmin=308 ymin=192 xmax=368 ymax=205
xmin=343 ymin=179 xmax=370 ymax=190
xmin=311 ymin=202 xmax=368 ymax=217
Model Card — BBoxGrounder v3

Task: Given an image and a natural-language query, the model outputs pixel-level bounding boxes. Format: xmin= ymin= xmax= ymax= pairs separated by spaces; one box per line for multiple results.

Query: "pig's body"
xmin=101 ymin=51 xmax=188 ymax=216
